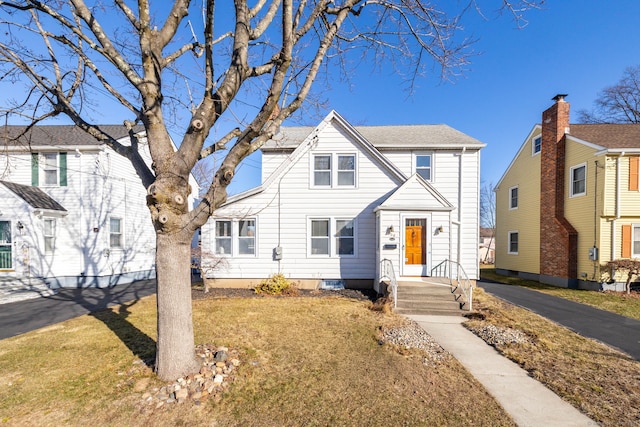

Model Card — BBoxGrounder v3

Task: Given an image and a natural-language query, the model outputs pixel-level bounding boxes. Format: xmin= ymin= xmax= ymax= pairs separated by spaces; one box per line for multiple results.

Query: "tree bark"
xmin=154 ymin=232 xmax=199 ymax=380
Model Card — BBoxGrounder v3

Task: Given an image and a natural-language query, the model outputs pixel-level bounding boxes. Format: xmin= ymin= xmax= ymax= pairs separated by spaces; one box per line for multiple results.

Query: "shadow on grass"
xmin=90 ymin=301 xmax=156 ymax=368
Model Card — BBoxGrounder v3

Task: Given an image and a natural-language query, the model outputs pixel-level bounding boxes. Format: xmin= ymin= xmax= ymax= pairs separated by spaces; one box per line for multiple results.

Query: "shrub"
xmin=254 ymin=273 xmax=299 ymax=296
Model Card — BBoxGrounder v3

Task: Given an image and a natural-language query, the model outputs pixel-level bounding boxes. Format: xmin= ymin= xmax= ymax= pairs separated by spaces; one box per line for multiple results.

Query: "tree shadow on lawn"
xmin=90 ymin=301 xmax=156 ymax=367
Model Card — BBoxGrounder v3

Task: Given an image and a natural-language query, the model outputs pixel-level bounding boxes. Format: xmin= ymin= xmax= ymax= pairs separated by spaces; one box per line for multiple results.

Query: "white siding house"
xmin=201 ymin=111 xmax=484 ymax=292
xmin=0 ymin=125 xmax=162 ymax=288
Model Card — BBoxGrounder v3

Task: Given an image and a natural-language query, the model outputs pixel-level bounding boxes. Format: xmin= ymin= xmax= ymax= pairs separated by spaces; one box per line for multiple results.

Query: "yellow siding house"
xmin=495 ymin=95 xmax=640 ymax=290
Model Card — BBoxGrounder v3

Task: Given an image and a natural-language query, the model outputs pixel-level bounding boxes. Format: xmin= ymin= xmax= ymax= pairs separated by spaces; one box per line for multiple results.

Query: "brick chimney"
xmin=539 ymin=94 xmax=578 ymax=287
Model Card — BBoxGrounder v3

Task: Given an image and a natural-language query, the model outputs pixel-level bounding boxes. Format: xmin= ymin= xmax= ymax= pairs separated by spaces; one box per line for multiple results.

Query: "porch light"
xmin=17 ymin=221 xmax=24 ymax=230
xmin=387 ymin=225 xmax=394 ymax=234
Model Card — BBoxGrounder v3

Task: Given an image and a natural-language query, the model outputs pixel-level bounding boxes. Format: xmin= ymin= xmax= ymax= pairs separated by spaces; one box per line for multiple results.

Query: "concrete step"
xmin=393 ymin=282 xmax=466 ymax=316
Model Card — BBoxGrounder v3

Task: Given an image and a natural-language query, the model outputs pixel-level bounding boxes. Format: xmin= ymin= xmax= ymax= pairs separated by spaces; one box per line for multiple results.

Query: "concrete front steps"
xmin=394 ymin=278 xmax=466 ymax=316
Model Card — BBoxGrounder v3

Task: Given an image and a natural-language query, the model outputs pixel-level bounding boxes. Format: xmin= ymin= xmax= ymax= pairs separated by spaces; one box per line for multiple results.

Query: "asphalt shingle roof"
xmin=0 ymin=181 xmax=67 ymax=212
xmin=569 ymin=123 xmax=640 ymax=149
xmin=262 ymin=124 xmax=485 ymax=151
xmin=0 ymin=124 xmax=143 ymax=147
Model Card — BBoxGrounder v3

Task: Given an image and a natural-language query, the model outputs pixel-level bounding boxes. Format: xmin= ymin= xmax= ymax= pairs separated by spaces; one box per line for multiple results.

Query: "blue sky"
xmin=229 ymin=0 xmax=640 ymax=194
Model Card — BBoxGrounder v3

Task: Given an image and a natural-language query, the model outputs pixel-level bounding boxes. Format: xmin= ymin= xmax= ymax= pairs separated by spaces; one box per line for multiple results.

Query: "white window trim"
xmin=310 ymin=153 xmax=357 ymax=189
xmin=532 ymin=136 xmax=542 ymax=156
xmin=109 ymin=217 xmax=124 ymax=249
xmin=569 ymin=163 xmax=587 ymax=198
xmin=413 ymin=152 xmax=434 ymax=182
xmin=307 ymin=217 xmax=357 ymax=258
xmin=632 ymin=224 xmax=640 ymax=259
xmin=43 ymin=218 xmax=56 ymax=255
xmin=42 ymin=152 xmax=59 ymax=187
xmin=509 ymin=185 xmax=519 ymax=210
xmin=508 ymin=230 xmax=519 ymax=255
xmin=213 ymin=218 xmax=258 ymax=257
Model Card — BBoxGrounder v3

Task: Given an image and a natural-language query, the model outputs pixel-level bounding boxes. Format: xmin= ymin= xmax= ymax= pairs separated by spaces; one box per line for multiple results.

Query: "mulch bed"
xmin=191 ymin=286 xmax=378 ymax=302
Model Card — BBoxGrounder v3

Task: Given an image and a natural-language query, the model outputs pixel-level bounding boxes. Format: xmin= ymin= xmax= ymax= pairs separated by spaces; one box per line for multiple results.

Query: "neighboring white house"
xmin=201 ymin=111 xmax=484 ymax=293
xmin=0 ymin=125 xmax=173 ymax=288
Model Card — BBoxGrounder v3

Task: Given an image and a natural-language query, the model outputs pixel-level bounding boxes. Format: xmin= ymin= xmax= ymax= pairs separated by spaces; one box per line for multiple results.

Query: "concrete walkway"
xmin=409 ymin=314 xmax=598 ymax=427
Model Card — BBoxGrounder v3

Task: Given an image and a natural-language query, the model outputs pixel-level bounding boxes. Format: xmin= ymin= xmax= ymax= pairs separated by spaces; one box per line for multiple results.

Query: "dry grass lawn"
xmin=0 ymin=294 xmax=514 ymax=426
xmin=467 ymin=287 xmax=640 ymax=427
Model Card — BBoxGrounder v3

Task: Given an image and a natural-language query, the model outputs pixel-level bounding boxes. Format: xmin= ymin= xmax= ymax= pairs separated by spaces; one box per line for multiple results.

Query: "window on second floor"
xmin=570 ymin=163 xmax=586 ymax=197
xmin=32 ymin=152 xmax=67 ymax=187
xmin=509 ymin=186 xmax=518 ymax=209
xmin=311 ymin=154 xmax=356 ymax=188
xmin=415 ymin=154 xmax=432 ymax=181
xmin=508 ymin=231 xmax=519 ymax=254
xmin=532 ymin=136 xmax=542 ymax=155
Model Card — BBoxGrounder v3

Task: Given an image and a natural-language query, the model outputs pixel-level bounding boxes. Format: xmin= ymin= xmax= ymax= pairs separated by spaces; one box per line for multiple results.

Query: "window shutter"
xmin=629 ymin=157 xmax=639 ymax=191
xmin=31 ymin=153 xmax=39 ymax=186
xmin=622 ymin=224 xmax=632 ymax=258
xmin=59 ymin=152 xmax=67 ymax=186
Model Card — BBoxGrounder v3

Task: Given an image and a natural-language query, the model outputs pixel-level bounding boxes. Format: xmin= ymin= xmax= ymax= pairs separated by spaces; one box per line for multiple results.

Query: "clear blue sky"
xmin=228 ymin=0 xmax=640 ymax=194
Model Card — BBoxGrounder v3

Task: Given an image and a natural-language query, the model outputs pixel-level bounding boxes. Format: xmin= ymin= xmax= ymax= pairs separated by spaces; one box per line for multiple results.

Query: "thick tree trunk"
xmin=154 ymin=232 xmax=200 ymax=381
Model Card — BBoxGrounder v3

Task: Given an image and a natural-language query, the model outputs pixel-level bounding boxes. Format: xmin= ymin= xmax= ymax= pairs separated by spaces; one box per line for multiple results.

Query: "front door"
xmin=0 ymin=221 xmax=12 ymax=270
xmin=403 ymin=218 xmax=426 ymax=276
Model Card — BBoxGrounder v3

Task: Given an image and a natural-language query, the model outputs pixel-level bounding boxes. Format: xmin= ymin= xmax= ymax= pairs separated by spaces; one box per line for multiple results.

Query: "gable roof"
xmin=262 ymin=123 xmax=485 ymax=151
xmin=223 ymin=110 xmax=408 ymax=205
xmin=0 ymin=181 xmax=67 ymax=212
xmin=0 ymin=124 xmax=144 ymax=148
xmin=374 ymin=174 xmax=454 ymax=212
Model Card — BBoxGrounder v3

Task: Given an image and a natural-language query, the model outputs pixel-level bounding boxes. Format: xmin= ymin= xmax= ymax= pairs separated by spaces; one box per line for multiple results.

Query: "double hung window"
xmin=570 ymin=164 xmax=586 ymax=197
xmin=309 ymin=218 xmax=355 ymax=257
xmin=415 ymin=154 xmax=432 ymax=181
xmin=44 ymin=218 xmax=56 ymax=254
xmin=509 ymin=186 xmax=518 ymax=209
xmin=533 ymin=136 xmax=542 ymax=155
xmin=508 ymin=231 xmax=519 ymax=254
xmin=109 ymin=218 xmax=123 ymax=248
xmin=312 ymin=154 xmax=356 ymax=188
xmin=214 ymin=219 xmax=257 ymax=256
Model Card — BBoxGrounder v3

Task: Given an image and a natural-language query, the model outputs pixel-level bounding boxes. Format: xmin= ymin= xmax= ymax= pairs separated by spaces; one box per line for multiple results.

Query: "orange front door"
xmin=405 ymin=219 xmax=426 ymax=265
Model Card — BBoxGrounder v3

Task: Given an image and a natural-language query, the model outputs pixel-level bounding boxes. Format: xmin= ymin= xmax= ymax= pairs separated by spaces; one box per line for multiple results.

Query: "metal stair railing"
xmin=430 ymin=259 xmax=473 ymax=311
xmin=379 ymin=258 xmax=398 ymax=309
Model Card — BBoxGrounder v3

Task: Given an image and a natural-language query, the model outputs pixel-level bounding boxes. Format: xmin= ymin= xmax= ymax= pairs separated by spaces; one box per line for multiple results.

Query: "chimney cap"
xmin=552 ymin=94 xmax=569 ymax=102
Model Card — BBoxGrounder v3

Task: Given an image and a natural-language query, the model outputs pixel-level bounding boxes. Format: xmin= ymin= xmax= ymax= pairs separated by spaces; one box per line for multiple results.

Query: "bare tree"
xmin=480 ymin=181 xmax=495 ymax=263
xmin=0 ymin=0 xmax=542 ymax=380
xmin=604 ymin=259 xmax=640 ymax=294
xmin=578 ymin=65 xmax=640 ymax=124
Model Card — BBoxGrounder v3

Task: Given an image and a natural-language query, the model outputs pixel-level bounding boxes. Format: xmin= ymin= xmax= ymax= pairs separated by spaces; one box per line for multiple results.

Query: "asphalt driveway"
xmin=0 ymin=279 xmax=156 ymax=340
xmin=479 ymin=279 xmax=640 ymax=361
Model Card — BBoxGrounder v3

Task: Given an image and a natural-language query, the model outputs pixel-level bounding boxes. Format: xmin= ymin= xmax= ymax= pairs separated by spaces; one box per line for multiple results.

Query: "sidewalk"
xmin=409 ymin=315 xmax=598 ymax=427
